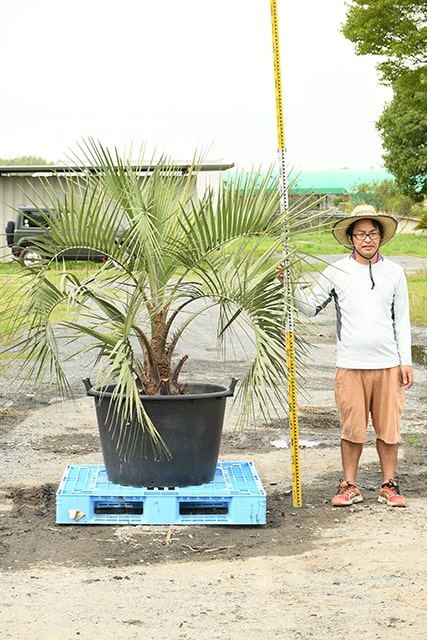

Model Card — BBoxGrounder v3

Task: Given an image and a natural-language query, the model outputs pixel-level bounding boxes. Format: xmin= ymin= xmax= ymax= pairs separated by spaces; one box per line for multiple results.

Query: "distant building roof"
xmin=223 ymin=167 xmax=395 ymax=195
xmin=289 ymin=168 xmax=395 ymax=195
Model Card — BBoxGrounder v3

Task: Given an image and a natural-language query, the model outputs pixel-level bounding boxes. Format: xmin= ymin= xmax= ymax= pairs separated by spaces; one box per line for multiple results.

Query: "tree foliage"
xmin=345 ymin=178 xmax=417 ymax=214
xmin=342 ymin=1 xmax=427 ymax=199
xmin=376 ymin=68 xmax=427 ymax=198
xmin=0 ymin=156 xmax=50 ymax=166
xmin=342 ymin=0 xmax=427 ymax=84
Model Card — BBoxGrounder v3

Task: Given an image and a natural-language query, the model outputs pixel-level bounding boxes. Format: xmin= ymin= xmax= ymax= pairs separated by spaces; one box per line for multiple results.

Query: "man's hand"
xmin=276 ymin=262 xmax=285 ymax=284
xmin=401 ymin=365 xmax=413 ymax=390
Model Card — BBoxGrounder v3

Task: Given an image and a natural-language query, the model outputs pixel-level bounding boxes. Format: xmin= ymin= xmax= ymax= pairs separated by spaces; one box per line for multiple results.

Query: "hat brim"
xmin=332 ymin=214 xmax=397 ymax=249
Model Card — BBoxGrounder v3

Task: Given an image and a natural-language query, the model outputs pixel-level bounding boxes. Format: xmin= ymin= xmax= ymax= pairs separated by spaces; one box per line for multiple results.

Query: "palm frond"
xmin=1 ymin=139 xmax=327 ymax=455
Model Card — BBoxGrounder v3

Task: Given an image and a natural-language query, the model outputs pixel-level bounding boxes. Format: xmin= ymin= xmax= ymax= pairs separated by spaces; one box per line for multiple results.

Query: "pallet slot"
xmin=179 ymin=502 xmax=229 ymax=516
xmin=94 ymin=501 xmax=144 ymax=515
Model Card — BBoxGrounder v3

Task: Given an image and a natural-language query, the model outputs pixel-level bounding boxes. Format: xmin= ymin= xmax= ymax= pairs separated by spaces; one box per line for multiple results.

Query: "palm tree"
xmin=3 ymin=139 xmax=311 ymax=454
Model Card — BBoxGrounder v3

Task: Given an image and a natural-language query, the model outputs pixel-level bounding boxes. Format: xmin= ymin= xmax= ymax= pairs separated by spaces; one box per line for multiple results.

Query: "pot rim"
xmin=83 ymin=377 xmax=238 ymax=401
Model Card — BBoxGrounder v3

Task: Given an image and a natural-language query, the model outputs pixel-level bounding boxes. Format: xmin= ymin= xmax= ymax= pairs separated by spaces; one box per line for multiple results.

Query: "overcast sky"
xmin=1 ymin=0 xmax=392 ymax=170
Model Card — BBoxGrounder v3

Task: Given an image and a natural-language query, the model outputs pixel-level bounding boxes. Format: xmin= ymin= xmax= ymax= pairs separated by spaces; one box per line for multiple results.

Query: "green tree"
xmin=375 ymin=179 xmax=415 ymax=214
xmin=347 ymin=178 xmax=416 ymax=213
xmin=416 ymin=211 xmax=427 ymax=229
xmin=342 ymin=0 xmax=427 ymax=84
xmin=376 ymin=68 xmax=427 ymax=198
xmin=342 ymin=1 xmax=427 ymax=199
xmin=0 ymin=156 xmax=50 ymax=166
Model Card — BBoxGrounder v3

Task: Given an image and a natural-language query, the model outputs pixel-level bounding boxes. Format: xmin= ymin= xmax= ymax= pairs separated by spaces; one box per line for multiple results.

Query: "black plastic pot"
xmin=83 ymin=378 xmax=237 ymax=488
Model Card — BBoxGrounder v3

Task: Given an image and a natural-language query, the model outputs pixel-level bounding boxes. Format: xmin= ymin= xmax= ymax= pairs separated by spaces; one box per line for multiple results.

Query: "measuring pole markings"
xmin=269 ymin=0 xmax=302 ymax=506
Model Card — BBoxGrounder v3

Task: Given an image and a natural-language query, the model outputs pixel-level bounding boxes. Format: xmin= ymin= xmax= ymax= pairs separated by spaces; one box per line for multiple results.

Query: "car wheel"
xmin=5 ymin=220 xmax=15 ymax=247
xmin=20 ymin=247 xmax=44 ymax=267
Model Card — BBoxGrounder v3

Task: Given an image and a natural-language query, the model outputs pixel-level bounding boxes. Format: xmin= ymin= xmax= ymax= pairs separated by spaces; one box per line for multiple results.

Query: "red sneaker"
xmin=331 ymin=480 xmax=363 ymax=507
xmin=378 ymin=480 xmax=407 ymax=507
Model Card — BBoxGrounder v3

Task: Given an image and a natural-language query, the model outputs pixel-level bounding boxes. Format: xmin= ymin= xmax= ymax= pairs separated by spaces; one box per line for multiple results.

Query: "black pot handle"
xmin=229 ymin=378 xmax=238 ymax=395
xmin=82 ymin=378 xmax=92 ymax=394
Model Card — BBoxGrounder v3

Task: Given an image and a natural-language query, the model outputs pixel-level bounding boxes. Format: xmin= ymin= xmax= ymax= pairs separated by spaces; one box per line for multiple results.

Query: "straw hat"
xmin=332 ymin=205 xmax=397 ymax=249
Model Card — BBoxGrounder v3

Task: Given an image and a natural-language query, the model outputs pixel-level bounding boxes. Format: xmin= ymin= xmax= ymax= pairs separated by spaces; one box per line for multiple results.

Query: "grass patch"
xmin=291 ymin=230 xmax=348 ymax=256
xmin=0 ymin=261 xmax=19 ymax=274
xmin=0 ymin=270 xmax=25 ymax=338
xmin=1 ymin=231 xmax=426 ymax=344
xmin=407 ymin=271 xmax=427 ymax=326
xmin=290 ymin=228 xmax=427 ymax=258
xmin=385 ymin=234 xmax=427 ymax=257
xmin=406 ymin=433 xmax=424 ymax=447
xmin=0 ymin=260 xmax=99 ymax=340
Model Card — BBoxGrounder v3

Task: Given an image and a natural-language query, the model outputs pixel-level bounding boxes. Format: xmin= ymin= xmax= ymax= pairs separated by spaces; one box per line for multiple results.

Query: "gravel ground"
xmin=0 ymin=254 xmax=426 ymax=639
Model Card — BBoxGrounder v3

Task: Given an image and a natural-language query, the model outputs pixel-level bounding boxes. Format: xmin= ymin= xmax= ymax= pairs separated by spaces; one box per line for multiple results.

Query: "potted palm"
xmin=2 ymin=139 xmax=309 ymax=487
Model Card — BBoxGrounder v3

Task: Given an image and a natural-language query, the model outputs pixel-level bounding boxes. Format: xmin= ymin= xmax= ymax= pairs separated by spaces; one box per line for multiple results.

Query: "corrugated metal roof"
xmin=0 ymin=162 xmax=234 ymax=177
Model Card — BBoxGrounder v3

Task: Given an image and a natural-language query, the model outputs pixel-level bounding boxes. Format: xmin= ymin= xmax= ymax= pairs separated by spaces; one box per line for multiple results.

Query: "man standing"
xmin=292 ymin=204 xmax=413 ymax=507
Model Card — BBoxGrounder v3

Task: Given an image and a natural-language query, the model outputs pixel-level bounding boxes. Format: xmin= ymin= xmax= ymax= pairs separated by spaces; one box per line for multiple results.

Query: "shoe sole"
xmin=378 ymin=496 xmax=406 ymax=507
xmin=332 ymin=495 xmax=363 ymax=506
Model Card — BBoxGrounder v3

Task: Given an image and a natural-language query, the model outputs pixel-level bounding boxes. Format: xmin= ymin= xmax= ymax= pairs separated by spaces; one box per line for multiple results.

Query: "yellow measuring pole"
xmin=269 ymin=0 xmax=302 ymax=507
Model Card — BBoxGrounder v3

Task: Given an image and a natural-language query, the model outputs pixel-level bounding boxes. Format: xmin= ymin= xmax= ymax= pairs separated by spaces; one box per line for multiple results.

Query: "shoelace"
xmin=382 ymin=480 xmax=401 ymax=494
xmin=337 ymin=481 xmax=357 ymax=494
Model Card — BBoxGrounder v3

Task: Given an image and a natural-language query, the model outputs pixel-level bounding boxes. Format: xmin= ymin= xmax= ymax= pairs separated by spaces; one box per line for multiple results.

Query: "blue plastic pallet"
xmin=56 ymin=461 xmax=266 ymax=525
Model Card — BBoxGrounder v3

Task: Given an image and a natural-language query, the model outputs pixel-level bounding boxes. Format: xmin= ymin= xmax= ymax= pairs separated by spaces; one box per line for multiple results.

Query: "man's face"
xmin=348 ymin=218 xmax=381 ymax=259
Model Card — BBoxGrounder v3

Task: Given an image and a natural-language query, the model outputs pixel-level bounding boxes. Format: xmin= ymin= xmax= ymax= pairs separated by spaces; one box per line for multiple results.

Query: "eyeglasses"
xmin=352 ymin=231 xmax=380 ymax=240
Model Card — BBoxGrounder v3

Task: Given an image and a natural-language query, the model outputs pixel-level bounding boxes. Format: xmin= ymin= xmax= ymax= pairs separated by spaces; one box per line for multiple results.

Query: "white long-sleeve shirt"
xmin=294 ymin=254 xmax=412 ymax=369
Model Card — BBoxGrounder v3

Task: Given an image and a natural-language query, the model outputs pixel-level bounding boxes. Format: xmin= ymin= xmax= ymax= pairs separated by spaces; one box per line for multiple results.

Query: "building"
xmin=0 ymin=161 xmax=234 ymax=261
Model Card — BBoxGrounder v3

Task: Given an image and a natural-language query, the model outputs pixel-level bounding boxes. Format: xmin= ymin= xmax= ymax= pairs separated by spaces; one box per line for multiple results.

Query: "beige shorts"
xmin=334 ymin=366 xmax=404 ymax=444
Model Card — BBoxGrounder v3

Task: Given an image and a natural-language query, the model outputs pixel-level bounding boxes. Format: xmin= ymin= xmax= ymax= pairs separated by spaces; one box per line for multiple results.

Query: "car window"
xmin=21 ymin=211 xmax=50 ymax=228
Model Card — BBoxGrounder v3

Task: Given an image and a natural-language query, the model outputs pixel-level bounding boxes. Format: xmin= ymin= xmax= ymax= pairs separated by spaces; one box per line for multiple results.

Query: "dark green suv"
xmin=5 ymin=206 xmax=105 ymax=266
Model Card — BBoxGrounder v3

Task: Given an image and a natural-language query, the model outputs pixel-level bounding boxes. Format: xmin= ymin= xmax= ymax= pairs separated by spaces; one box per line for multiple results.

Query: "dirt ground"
xmin=1 ymin=257 xmax=427 ymax=640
